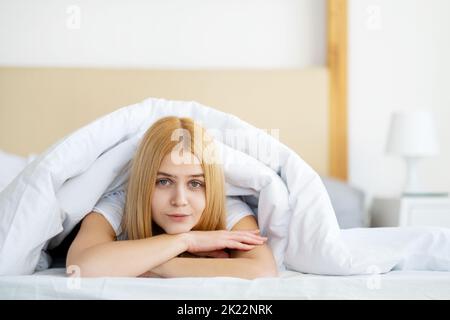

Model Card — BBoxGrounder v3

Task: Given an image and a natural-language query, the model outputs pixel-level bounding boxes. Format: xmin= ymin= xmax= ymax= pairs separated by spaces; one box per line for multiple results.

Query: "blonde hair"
xmin=121 ymin=116 xmax=226 ymax=240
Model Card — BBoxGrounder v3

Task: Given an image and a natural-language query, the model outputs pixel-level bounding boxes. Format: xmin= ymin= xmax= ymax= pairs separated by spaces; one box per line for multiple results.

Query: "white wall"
xmin=0 ymin=0 xmax=326 ymax=68
xmin=349 ymin=0 xmax=450 ymax=219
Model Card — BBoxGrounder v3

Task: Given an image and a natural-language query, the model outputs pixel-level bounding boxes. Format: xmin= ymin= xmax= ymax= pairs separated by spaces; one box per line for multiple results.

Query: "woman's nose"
xmin=171 ymin=186 xmax=188 ymax=206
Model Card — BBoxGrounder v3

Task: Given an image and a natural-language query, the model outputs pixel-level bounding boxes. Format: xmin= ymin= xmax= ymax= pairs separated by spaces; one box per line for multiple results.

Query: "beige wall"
xmin=0 ymin=67 xmax=329 ymax=175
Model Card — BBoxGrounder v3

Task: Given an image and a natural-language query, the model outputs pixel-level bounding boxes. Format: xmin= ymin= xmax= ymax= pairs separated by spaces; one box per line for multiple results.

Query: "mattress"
xmin=1 ymin=269 xmax=449 ymax=300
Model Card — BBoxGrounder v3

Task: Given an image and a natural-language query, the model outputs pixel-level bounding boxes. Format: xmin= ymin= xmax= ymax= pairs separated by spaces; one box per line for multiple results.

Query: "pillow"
xmin=320 ymin=176 xmax=366 ymax=229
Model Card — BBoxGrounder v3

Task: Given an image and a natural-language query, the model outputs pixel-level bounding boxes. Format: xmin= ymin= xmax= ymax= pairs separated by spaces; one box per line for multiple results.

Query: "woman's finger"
xmin=230 ymin=231 xmax=267 ymax=241
xmin=237 ymin=232 xmax=267 ymax=242
xmin=227 ymin=241 xmax=256 ymax=251
xmin=231 ymin=234 xmax=267 ymax=245
xmin=237 ymin=243 xmax=256 ymax=250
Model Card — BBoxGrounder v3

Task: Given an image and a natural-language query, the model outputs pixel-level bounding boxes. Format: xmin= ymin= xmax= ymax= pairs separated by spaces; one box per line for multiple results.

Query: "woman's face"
xmin=151 ymin=152 xmax=206 ymax=234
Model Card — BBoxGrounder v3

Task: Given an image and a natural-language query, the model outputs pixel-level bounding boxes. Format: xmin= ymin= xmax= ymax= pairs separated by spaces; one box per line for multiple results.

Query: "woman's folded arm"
xmin=151 ymin=255 xmax=277 ymax=280
xmin=66 ymin=212 xmax=189 ymax=277
xmin=149 ymin=216 xmax=278 ymax=279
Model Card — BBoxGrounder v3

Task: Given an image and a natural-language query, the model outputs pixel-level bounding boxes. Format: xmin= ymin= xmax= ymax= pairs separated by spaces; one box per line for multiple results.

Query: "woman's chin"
xmin=164 ymin=226 xmax=192 ymax=235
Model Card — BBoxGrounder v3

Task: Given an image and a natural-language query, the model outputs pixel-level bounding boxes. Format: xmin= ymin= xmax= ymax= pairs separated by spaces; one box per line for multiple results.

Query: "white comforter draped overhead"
xmin=1 ymin=98 xmax=449 ymax=275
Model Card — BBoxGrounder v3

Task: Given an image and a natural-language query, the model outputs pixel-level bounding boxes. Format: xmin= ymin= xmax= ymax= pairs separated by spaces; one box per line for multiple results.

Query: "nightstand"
xmin=370 ymin=195 xmax=450 ymax=228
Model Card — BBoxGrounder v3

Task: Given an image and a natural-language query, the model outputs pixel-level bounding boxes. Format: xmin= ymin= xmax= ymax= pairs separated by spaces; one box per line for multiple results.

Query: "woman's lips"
xmin=167 ymin=214 xmax=191 ymax=222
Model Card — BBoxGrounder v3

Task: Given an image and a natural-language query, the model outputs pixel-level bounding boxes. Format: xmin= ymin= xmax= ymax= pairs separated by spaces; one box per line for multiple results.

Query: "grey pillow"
xmin=320 ymin=176 xmax=366 ymax=229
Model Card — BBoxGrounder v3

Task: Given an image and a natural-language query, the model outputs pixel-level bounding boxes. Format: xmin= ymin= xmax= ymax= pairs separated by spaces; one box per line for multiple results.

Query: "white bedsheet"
xmin=1 ymin=269 xmax=449 ymax=300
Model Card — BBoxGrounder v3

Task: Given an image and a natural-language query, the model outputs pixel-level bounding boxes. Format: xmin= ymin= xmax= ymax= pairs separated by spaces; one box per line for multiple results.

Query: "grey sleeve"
xmin=92 ymin=189 xmax=126 ymax=236
xmin=225 ymin=196 xmax=255 ymax=230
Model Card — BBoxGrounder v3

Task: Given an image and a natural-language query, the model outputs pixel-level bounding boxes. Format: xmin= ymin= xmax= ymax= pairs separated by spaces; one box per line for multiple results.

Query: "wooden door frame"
xmin=328 ymin=0 xmax=348 ymax=181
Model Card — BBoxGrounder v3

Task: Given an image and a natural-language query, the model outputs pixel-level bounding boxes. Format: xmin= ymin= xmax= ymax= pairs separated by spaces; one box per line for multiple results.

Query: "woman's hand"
xmin=183 ymin=229 xmax=267 ymax=254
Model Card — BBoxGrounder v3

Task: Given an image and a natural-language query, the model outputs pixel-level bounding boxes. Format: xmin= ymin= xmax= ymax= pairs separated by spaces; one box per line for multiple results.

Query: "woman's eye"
xmin=157 ymin=179 xmax=171 ymax=186
xmin=189 ymin=180 xmax=204 ymax=188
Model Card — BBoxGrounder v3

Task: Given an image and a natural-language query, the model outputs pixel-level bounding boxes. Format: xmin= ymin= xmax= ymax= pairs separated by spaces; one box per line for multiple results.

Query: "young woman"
xmin=66 ymin=116 xmax=278 ymax=279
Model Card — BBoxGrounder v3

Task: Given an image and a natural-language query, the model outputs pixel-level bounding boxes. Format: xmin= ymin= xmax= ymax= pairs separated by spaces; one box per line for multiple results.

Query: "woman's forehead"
xmin=158 ymin=152 xmax=203 ymax=177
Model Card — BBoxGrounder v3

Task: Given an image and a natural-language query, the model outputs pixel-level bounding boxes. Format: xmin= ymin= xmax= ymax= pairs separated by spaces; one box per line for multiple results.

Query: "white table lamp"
xmin=386 ymin=110 xmax=440 ymax=195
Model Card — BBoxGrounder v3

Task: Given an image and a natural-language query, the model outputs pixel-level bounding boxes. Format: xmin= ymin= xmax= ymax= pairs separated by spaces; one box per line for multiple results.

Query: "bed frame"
xmin=0 ymin=67 xmax=331 ymax=176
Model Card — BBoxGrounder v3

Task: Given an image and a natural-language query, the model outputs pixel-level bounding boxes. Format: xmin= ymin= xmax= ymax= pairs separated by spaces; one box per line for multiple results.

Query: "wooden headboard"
xmin=0 ymin=67 xmax=329 ymax=175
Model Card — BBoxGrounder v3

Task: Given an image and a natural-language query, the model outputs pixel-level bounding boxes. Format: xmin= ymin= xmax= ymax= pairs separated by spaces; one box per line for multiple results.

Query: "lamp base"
xmin=403 ymin=157 xmax=423 ymax=194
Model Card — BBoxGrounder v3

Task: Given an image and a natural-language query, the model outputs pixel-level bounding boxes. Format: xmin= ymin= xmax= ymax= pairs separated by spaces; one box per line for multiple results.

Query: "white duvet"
xmin=1 ymin=98 xmax=450 ymax=276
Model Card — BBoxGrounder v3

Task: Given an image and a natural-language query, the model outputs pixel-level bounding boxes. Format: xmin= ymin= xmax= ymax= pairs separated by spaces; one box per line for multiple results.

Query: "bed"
xmin=0 ymin=67 xmax=449 ymax=300
xmin=1 ymin=268 xmax=449 ymax=300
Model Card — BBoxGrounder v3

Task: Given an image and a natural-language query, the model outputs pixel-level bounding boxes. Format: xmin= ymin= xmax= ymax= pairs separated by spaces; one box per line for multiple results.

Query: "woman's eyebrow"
xmin=189 ymin=174 xmax=205 ymax=178
xmin=157 ymin=171 xmax=204 ymax=178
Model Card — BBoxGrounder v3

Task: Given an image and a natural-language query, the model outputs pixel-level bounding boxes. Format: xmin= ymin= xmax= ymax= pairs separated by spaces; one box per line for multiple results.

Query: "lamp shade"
xmin=386 ymin=110 xmax=439 ymax=157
